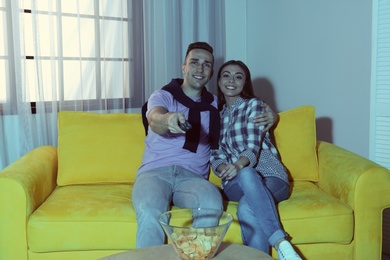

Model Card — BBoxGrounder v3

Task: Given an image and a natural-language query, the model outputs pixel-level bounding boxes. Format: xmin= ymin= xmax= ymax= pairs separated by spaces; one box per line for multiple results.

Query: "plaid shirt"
xmin=210 ymin=97 xmax=289 ymax=183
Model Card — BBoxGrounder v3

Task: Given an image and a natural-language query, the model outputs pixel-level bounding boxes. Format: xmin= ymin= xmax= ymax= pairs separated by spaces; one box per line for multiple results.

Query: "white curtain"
xmin=143 ymin=0 xmax=225 ymax=98
xmin=0 ymin=0 xmax=224 ymax=170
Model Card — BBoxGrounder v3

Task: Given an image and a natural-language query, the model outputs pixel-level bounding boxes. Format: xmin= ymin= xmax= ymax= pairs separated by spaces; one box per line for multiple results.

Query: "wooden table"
xmin=99 ymin=242 xmax=273 ymax=260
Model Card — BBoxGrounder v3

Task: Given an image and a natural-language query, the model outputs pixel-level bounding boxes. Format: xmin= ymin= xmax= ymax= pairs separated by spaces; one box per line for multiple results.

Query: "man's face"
xmin=182 ymin=49 xmax=214 ymax=92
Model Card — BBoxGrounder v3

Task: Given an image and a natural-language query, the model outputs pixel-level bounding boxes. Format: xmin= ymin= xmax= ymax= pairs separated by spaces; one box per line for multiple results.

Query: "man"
xmin=132 ymin=42 xmax=276 ymax=248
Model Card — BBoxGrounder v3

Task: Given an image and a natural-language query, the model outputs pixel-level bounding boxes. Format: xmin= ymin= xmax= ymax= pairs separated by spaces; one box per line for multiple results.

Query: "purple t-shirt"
xmin=137 ymin=88 xmax=218 ymax=179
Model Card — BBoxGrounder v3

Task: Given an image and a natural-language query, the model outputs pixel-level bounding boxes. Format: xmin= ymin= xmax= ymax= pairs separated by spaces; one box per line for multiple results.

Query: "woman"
xmin=210 ymin=60 xmax=302 ymax=260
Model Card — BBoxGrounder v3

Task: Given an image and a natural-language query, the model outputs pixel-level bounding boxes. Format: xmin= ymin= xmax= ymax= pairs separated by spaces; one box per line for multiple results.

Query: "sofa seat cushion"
xmin=278 ymin=181 xmax=353 ymax=244
xmin=28 ymin=185 xmax=136 ymax=252
xmin=220 ymin=181 xmax=353 ymax=245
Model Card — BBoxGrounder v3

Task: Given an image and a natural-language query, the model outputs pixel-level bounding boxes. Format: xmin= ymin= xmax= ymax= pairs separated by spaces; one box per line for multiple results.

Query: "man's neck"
xmin=181 ymin=84 xmax=203 ymax=98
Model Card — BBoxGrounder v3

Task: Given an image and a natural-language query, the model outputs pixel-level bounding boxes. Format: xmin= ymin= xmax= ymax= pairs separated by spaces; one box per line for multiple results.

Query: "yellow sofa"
xmin=1 ymin=106 xmax=390 ymax=260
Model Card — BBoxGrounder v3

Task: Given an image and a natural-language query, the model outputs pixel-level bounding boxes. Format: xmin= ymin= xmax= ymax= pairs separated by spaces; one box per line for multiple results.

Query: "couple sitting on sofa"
xmin=133 ymin=41 xmax=301 ymax=260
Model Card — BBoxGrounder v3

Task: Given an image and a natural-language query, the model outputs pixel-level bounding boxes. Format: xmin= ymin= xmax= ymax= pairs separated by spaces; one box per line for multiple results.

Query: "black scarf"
xmin=142 ymin=79 xmax=220 ymax=153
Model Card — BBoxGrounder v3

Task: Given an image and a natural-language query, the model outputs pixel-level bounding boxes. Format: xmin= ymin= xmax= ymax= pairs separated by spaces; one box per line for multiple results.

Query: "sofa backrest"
xmin=273 ymin=105 xmax=318 ymax=182
xmin=57 ymin=111 xmax=145 ymax=186
xmin=57 ymin=105 xmax=319 ymax=186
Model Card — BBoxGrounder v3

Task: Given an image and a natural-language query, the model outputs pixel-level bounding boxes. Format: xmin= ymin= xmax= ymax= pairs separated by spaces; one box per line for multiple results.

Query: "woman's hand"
xmin=218 ymin=163 xmax=239 ymax=181
xmin=253 ymin=103 xmax=278 ymax=132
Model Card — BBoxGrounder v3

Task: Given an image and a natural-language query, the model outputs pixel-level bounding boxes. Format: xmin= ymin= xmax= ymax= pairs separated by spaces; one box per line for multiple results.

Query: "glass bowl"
xmin=158 ymin=208 xmax=233 ymax=260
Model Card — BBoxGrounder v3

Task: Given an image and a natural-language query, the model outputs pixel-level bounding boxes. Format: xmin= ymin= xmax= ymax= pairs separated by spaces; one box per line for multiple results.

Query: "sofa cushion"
xmin=28 ymin=182 xmax=353 ymax=252
xmin=273 ymin=105 xmax=318 ymax=181
xmin=57 ymin=111 xmax=144 ymax=186
xmin=278 ymin=181 xmax=353 ymax=243
xmin=28 ymin=185 xmax=137 ymax=252
xmin=220 ymin=181 xmax=353 ymax=245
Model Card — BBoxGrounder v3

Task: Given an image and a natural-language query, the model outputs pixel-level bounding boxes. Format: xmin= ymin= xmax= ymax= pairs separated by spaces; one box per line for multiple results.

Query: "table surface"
xmin=99 ymin=242 xmax=273 ymax=260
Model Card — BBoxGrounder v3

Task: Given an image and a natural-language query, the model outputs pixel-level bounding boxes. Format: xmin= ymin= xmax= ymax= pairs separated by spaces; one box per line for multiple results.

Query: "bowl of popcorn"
xmin=158 ymin=208 xmax=233 ymax=260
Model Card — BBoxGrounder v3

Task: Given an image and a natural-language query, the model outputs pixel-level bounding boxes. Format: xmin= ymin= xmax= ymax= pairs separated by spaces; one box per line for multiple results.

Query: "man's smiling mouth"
xmin=193 ymin=75 xmax=205 ymax=80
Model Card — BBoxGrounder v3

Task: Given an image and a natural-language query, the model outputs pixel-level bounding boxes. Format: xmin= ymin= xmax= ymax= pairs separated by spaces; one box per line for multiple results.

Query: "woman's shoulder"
xmin=245 ymin=97 xmax=264 ymax=107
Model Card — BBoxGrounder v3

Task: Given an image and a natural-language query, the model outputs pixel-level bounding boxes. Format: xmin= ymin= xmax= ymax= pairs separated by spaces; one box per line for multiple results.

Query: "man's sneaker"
xmin=277 ymin=240 xmax=302 ymax=260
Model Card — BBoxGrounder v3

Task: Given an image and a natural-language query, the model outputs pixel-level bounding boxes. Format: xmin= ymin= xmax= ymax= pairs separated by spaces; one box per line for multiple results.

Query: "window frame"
xmin=370 ymin=0 xmax=390 ymax=170
xmin=0 ymin=0 xmax=144 ymax=115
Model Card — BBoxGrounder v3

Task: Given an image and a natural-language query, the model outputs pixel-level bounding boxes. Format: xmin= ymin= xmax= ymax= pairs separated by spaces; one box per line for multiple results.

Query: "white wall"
xmin=225 ymin=0 xmax=372 ymax=158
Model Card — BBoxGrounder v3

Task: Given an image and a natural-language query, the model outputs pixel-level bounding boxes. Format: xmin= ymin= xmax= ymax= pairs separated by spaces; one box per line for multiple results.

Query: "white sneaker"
xmin=277 ymin=240 xmax=302 ymax=260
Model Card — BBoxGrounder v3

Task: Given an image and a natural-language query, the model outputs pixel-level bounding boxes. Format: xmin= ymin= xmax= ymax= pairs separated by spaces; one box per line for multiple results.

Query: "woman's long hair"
xmin=216 ymin=60 xmax=256 ymax=111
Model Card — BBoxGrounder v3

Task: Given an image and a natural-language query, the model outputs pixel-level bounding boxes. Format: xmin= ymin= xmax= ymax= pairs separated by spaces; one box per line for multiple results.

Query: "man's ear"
xmin=182 ymin=64 xmax=185 ymax=74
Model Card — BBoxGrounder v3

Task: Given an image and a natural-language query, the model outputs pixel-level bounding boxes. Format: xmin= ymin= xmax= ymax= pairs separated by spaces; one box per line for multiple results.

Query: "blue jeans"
xmin=132 ymin=165 xmax=223 ymax=248
xmin=222 ymin=167 xmax=290 ymax=253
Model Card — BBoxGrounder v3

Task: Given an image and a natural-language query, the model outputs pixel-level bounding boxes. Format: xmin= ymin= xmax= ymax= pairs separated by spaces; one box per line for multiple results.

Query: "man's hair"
xmin=185 ymin=42 xmax=214 ymax=60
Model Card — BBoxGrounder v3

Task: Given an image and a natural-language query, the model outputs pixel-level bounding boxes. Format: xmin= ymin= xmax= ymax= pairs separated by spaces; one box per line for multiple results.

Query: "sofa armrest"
xmin=316 ymin=141 xmax=390 ymax=260
xmin=0 ymin=146 xmax=58 ymax=260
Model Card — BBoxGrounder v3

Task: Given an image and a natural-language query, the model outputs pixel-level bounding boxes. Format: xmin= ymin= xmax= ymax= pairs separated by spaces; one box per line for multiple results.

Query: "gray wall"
xmin=225 ymin=0 xmax=372 ymax=158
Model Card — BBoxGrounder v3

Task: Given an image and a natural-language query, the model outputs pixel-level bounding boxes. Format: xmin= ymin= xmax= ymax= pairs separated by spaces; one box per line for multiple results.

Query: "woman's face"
xmin=218 ymin=64 xmax=246 ymax=99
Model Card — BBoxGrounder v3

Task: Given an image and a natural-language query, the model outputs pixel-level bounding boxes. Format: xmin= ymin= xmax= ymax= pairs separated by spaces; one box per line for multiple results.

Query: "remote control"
xmin=179 ymin=121 xmax=192 ymax=131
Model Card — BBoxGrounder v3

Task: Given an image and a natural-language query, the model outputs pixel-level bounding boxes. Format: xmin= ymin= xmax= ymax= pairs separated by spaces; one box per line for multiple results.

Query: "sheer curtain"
xmin=143 ymin=0 xmax=225 ymax=98
xmin=0 ymin=0 xmax=224 ymax=170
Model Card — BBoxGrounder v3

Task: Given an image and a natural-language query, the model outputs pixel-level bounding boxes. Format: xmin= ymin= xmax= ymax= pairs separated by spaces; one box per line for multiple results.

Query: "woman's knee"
xmin=264 ymin=177 xmax=290 ymax=202
xmin=237 ymin=168 xmax=262 ymax=186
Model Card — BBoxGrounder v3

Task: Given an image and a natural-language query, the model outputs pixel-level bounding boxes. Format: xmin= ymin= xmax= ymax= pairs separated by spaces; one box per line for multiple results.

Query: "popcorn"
xmin=170 ymin=227 xmax=221 ymax=260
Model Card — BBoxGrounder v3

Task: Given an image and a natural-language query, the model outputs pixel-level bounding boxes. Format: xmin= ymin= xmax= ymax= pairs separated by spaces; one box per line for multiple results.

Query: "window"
xmin=370 ymin=0 xmax=390 ymax=170
xmin=0 ymin=0 xmax=143 ymax=114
